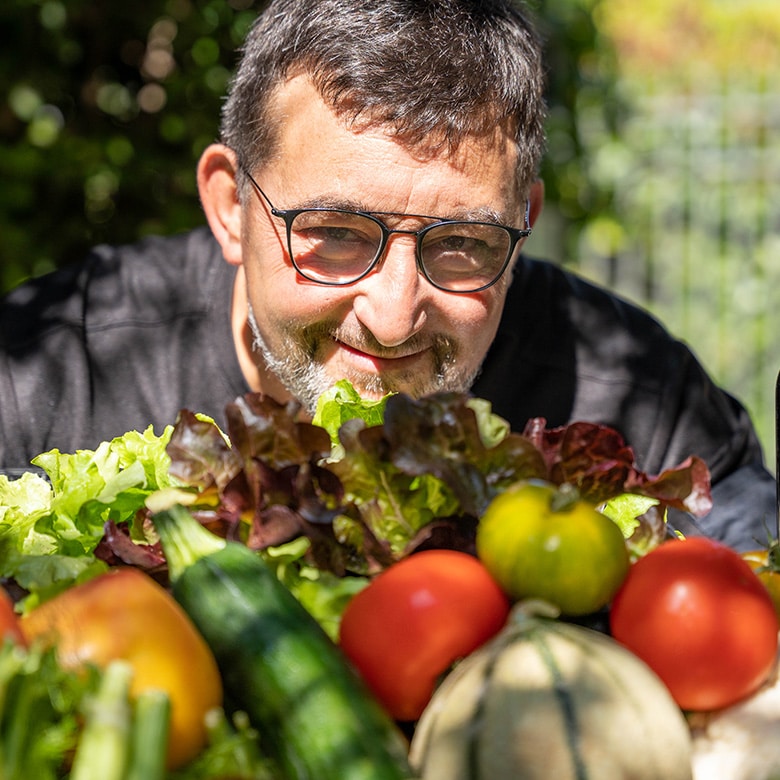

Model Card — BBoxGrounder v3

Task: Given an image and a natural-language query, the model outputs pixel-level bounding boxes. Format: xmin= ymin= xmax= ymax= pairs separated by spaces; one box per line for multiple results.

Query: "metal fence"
xmin=528 ymin=73 xmax=780 ymax=468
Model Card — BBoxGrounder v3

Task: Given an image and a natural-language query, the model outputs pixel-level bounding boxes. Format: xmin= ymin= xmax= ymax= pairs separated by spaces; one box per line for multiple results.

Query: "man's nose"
xmin=351 ymin=236 xmax=428 ymax=347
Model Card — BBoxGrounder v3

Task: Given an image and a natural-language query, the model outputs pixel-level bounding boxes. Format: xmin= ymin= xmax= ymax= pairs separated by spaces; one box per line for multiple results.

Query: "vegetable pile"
xmin=0 ymin=381 xmax=778 ymax=779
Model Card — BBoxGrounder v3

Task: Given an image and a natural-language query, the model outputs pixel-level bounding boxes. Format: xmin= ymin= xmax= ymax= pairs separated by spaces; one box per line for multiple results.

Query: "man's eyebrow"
xmin=289 ymin=195 xmax=510 ymax=225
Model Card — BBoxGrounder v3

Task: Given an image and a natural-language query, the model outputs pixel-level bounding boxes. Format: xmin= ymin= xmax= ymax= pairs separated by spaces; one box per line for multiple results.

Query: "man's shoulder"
xmin=81 ymin=226 xmax=226 ymax=327
xmin=514 ymin=256 xmax=666 ymax=322
xmin=1 ymin=226 xmax=223 ymax=349
xmin=0 ymin=227 xmax=239 ymax=468
xmin=92 ymin=225 xmax=222 ymax=289
xmin=479 ymin=254 xmax=694 ymax=441
xmin=501 ymin=256 xmax=678 ymax=362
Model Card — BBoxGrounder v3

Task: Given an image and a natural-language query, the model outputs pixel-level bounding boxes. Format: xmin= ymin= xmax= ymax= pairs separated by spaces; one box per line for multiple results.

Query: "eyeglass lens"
xmin=288 ymin=210 xmax=513 ymax=292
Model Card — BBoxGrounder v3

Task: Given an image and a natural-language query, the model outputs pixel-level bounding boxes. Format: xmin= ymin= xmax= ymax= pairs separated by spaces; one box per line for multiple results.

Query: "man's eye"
xmin=429 ymin=233 xmax=492 ymax=254
xmin=302 ymin=226 xmax=372 ymax=245
xmin=323 ymin=226 xmax=366 ymax=242
xmin=438 ymin=235 xmax=468 ymax=251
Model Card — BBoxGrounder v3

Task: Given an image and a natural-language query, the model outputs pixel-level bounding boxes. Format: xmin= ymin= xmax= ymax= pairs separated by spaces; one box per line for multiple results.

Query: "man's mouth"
xmin=335 ymin=339 xmax=429 ymax=372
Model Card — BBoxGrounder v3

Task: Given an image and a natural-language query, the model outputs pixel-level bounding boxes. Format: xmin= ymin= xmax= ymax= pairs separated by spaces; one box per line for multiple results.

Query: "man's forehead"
xmin=266 ymin=72 xmax=521 ymax=178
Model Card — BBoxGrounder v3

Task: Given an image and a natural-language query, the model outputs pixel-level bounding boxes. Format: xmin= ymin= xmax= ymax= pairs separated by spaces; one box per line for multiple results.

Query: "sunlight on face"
xmin=246 ymin=303 xmax=481 ymax=415
xmin=237 ymin=75 xmax=527 ymax=411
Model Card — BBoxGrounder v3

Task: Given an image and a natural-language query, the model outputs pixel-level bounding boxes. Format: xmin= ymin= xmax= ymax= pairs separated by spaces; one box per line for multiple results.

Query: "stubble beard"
xmin=246 ymin=303 xmax=482 ymax=415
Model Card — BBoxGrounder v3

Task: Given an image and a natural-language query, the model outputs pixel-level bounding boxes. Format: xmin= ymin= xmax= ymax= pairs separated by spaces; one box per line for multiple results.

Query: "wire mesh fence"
xmin=529 ymin=72 xmax=780 ymax=468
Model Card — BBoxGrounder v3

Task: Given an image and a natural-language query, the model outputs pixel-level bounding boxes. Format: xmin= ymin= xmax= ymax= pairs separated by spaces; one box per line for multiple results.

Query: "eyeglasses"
xmin=242 ymin=169 xmax=532 ymax=294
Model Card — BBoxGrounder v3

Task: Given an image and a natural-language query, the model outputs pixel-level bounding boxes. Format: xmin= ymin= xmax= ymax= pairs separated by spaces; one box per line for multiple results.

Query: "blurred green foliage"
xmin=0 ymin=0 xmax=622 ymax=294
xmin=533 ymin=0 xmax=623 ymax=237
xmin=566 ymin=0 xmax=780 ymax=461
xmin=0 ymin=0 xmax=257 ymax=293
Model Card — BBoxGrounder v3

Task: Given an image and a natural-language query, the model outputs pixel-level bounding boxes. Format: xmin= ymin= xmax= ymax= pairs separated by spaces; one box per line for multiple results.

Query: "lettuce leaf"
xmin=0 ymin=426 xmax=175 ymax=607
xmin=312 ymin=379 xmax=392 ymax=456
xmin=261 ymin=537 xmax=368 ymax=641
xmin=165 ymin=385 xmax=712 ymax=577
xmin=0 ymin=383 xmax=713 ymax=609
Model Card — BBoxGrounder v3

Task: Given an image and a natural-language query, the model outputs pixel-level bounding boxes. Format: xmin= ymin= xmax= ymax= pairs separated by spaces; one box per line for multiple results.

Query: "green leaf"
xmin=0 ymin=426 xmax=174 ymax=605
xmin=262 ymin=539 xmax=368 ymax=641
xmin=466 ymin=396 xmax=511 ymax=448
xmin=0 ymin=642 xmax=100 ymax=780
xmin=600 ymin=493 xmax=660 ymax=538
xmin=312 ymin=379 xmax=393 ymax=456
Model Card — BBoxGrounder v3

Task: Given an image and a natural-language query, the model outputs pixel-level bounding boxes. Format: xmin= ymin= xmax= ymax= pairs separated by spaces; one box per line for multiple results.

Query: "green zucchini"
xmin=152 ymin=504 xmax=415 ymax=780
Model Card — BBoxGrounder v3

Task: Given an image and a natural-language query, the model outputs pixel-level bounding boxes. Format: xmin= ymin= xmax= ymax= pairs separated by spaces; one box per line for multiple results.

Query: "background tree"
xmin=0 ymin=0 xmax=622 ymax=294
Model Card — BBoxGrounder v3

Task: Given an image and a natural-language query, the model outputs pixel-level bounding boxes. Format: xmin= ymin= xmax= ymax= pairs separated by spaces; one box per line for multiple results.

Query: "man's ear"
xmin=197 ymin=143 xmax=243 ymax=266
xmin=527 ymin=178 xmax=545 ymax=227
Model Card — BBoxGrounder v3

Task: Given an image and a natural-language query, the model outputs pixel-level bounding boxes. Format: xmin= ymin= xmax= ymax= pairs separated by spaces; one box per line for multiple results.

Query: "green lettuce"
xmin=0 ymin=426 xmax=175 ymax=608
xmin=312 ymin=379 xmax=393 ymax=458
xmin=0 ymin=383 xmax=713 ymax=615
xmin=167 ymin=385 xmax=711 ymax=581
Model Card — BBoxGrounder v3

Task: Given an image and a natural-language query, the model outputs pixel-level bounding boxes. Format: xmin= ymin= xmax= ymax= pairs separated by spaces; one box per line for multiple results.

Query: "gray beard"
xmin=245 ymin=303 xmax=482 ymax=416
xmin=246 ymin=305 xmax=332 ymax=416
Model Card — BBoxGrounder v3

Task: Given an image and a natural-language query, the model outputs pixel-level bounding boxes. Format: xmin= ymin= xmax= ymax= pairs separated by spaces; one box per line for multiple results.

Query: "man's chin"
xmin=334 ymin=366 xmax=477 ymax=403
xmin=337 ymin=371 xmax=393 ymax=400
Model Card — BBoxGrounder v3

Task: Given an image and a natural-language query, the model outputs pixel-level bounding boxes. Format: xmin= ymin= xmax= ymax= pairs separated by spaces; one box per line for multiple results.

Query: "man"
xmin=0 ymin=0 xmax=774 ymax=549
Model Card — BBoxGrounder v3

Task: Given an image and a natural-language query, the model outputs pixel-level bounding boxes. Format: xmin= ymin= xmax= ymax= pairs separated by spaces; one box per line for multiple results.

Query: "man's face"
xmin=237 ymin=75 xmax=530 ymax=414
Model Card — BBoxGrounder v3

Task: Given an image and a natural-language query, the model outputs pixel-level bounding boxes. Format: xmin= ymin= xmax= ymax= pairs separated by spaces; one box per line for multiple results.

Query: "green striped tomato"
xmin=476 ymin=480 xmax=630 ymax=616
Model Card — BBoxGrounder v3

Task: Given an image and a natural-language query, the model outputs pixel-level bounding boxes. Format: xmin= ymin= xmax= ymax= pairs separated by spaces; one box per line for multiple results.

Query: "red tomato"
xmin=610 ymin=536 xmax=779 ymax=711
xmin=339 ymin=549 xmax=510 ymax=721
xmin=0 ymin=587 xmax=25 ymax=646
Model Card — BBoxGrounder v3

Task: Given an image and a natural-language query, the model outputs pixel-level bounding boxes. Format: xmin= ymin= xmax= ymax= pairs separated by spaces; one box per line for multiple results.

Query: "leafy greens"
xmin=0 ymin=385 xmax=713 ymax=610
xmin=166 ymin=387 xmax=712 ymax=576
xmin=0 ymin=426 xmax=176 ymax=609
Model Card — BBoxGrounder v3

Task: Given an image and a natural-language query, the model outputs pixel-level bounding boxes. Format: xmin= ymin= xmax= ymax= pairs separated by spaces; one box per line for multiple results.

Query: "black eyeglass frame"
xmin=242 ymin=167 xmax=532 ymax=294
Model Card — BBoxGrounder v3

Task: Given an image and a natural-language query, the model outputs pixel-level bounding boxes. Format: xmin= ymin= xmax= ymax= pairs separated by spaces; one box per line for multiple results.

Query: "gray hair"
xmin=221 ymin=0 xmax=546 ymax=194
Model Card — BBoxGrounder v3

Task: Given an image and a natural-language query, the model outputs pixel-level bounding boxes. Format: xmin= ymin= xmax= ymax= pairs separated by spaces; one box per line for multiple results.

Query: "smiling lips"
xmin=335 ymin=338 xmax=429 ymax=371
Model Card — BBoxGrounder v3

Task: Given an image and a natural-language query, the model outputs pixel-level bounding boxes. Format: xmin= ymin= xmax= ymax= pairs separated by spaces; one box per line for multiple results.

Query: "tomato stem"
xmin=549 ymin=483 xmax=582 ymax=513
xmin=762 ymin=536 xmax=780 ymax=571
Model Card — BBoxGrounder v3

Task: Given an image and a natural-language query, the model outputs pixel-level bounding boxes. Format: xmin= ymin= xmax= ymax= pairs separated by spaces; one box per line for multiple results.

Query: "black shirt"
xmin=1 ymin=227 xmax=774 ymax=549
